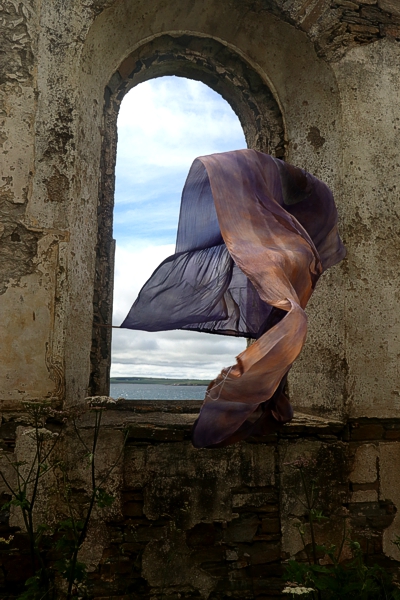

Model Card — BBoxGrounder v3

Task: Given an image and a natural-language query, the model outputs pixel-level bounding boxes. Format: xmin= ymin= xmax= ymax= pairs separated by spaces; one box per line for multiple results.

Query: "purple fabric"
xmin=120 ymin=150 xmax=346 ymax=447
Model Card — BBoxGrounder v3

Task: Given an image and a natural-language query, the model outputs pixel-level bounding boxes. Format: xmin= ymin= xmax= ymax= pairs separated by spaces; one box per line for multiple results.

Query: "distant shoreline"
xmin=110 ymin=377 xmax=210 ymax=386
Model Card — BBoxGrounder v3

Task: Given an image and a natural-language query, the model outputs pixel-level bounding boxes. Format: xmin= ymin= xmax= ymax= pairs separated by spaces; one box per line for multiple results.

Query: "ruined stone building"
xmin=1 ymin=0 xmax=400 ymax=597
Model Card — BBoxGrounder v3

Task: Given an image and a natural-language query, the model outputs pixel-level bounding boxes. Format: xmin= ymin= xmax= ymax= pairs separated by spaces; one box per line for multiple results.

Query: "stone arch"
xmin=66 ymin=2 xmax=344 ymax=412
xmin=89 ymin=34 xmax=286 ymax=395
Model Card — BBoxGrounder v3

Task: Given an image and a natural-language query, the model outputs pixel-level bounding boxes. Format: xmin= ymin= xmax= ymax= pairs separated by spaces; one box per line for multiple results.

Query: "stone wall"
xmin=1 ymin=402 xmax=400 ymax=598
xmin=262 ymin=0 xmax=400 ymax=61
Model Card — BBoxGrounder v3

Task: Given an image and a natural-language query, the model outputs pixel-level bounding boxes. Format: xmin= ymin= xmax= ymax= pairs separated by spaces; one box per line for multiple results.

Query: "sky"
xmin=111 ymin=76 xmax=247 ymax=380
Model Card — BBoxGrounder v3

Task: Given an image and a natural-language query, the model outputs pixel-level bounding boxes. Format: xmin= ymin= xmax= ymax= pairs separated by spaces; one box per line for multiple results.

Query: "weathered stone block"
xmin=232 ymin=491 xmax=277 ymax=510
xmin=142 ymin=532 xmax=216 ymax=598
xmin=379 ymin=442 xmax=400 ymax=560
xmin=334 ymin=0 xmax=360 ymax=8
xmin=378 ymin=0 xmax=400 ymax=16
xmin=349 ymin=443 xmax=378 ymax=483
xmin=361 ymin=5 xmax=395 ymax=20
xmin=348 ymin=23 xmax=380 ymax=33
xmin=379 ymin=23 xmax=400 ymax=35
xmin=261 ymin=517 xmax=281 ymax=534
xmin=127 ymin=425 xmax=185 ymax=442
xmin=245 ymin=542 xmax=281 ymax=565
xmin=224 ymin=515 xmax=259 ymax=542
xmin=368 ymin=514 xmax=396 ymax=529
xmin=125 ymin=442 xmax=276 ymax=527
xmin=351 ymin=489 xmax=378 ymax=502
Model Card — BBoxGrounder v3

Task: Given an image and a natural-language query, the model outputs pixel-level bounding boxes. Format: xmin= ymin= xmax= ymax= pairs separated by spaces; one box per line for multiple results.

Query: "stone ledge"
xmin=96 ymin=401 xmax=347 ymax=441
xmin=113 ymin=399 xmax=203 ymax=414
xmin=3 ymin=400 xmax=400 ymax=444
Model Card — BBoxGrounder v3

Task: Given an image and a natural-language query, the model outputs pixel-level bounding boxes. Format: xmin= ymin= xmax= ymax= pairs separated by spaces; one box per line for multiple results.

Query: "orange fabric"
xmin=191 ymin=151 xmax=345 ymax=447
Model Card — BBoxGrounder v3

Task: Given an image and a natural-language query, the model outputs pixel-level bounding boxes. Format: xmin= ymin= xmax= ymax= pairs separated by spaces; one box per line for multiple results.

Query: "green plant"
xmin=0 ymin=397 xmax=127 ymax=600
xmin=282 ymin=458 xmax=400 ymax=600
xmin=0 ymin=401 xmax=62 ymax=599
xmin=56 ymin=396 xmax=126 ymax=599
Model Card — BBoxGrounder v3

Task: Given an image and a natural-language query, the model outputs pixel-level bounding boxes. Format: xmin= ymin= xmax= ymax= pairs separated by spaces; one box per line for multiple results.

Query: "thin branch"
xmin=0 ymin=469 xmax=18 ymax=498
xmin=41 ymin=435 xmax=61 ymax=465
xmin=300 ymin=468 xmax=318 ymax=566
xmin=72 ymin=417 xmax=91 ymax=454
xmin=97 ymin=429 xmax=128 ymax=489
xmin=2 ymin=450 xmax=30 ymax=490
xmin=336 ymin=517 xmax=347 ymax=565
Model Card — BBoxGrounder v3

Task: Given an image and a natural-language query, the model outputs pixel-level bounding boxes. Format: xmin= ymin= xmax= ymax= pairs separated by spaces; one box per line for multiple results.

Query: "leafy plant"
xmin=282 ymin=458 xmax=400 ymax=600
xmin=55 ymin=396 xmax=127 ymax=599
xmin=0 ymin=397 xmax=127 ymax=600
xmin=0 ymin=401 xmax=61 ymax=599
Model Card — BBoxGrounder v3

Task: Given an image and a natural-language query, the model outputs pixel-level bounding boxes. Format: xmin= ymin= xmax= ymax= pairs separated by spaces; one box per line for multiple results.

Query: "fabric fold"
xmin=120 ymin=149 xmax=346 ymax=447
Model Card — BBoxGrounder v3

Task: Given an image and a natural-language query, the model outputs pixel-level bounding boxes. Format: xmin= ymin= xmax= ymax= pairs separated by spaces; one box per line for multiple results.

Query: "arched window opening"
xmin=88 ymin=35 xmax=286 ymax=399
xmin=111 ymin=76 xmax=247 ymax=399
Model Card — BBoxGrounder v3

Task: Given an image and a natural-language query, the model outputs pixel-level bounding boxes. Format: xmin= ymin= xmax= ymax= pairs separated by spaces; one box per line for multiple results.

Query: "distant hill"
xmin=110 ymin=377 xmax=210 ymax=386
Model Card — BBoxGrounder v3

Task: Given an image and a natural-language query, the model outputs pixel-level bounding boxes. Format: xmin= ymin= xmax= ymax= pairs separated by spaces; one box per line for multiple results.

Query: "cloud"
xmin=113 ymin=76 xmax=246 ymax=246
xmin=111 ymin=244 xmax=245 ymax=379
xmin=111 ymin=76 xmax=247 ymax=379
xmin=116 ymin=76 xmax=245 ymax=171
xmin=111 ymin=331 xmax=245 ymax=380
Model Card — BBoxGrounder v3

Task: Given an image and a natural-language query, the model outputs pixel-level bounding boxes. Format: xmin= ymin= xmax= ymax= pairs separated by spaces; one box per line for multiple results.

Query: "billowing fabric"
xmin=121 ymin=150 xmax=346 ymax=448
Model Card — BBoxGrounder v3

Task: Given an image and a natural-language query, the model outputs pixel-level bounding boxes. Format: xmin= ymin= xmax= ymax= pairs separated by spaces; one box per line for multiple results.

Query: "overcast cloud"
xmin=111 ymin=76 xmax=247 ymax=379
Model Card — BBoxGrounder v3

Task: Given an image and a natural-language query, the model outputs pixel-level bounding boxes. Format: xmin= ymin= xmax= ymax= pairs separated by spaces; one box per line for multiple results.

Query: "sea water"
xmin=110 ymin=383 xmax=207 ymax=400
